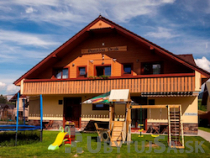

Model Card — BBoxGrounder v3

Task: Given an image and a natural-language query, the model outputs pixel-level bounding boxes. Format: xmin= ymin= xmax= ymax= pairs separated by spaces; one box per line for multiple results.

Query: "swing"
xmin=150 ymin=108 xmax=162 ymax=137
xmin=138 ymin=105 xmax=144 ymax=137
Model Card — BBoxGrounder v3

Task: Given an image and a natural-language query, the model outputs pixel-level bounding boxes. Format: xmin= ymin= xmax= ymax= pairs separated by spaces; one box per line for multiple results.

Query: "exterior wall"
xmin=28 ymin=93 xmax=198 ymax=134
xmin=147 ymin=96 xmax=198 ymax=134
xmin=36 ymin=32 xmax=193 ymax=79
xmin=81 ymin=103 xmax=126 ymax=122
xmin=147 ymin=96 xmax=198 ymax=124
xmin=29 ymin=95 xmax=63 ymax=121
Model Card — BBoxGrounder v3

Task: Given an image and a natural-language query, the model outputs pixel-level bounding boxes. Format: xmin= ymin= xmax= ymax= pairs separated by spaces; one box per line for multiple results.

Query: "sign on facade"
xmin=81 ymin=46 xmax=127 ymax=54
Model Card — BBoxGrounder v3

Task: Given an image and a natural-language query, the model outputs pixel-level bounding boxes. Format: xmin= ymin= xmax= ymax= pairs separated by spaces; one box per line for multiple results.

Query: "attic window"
xmin=142 ymin=62 xmax=162 ymax=75
xmin=78 ymin=66 xmax=87 ymax=77
xmin=54 ymin=68 xmax=68 ymax=79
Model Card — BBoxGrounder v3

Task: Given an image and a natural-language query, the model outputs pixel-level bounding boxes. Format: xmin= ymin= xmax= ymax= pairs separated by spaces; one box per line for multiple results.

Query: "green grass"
xmin=199 ymin=127 xmax=210 ymax=133
xmin=0 ymin=131 xmax=210 ymax=158
xmin=198 ymin=99 xmax=207 ymax=111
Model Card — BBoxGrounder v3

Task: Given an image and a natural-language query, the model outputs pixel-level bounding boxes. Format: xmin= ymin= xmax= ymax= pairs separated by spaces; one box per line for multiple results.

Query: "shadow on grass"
xmin=0 ymin=130 xmax=40 ymax=146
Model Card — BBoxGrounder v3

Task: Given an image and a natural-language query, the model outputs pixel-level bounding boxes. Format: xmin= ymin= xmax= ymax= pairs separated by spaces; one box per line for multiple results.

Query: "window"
xmin=142 ymin=63 xmax=162 ymax=75
xmin=123 ymin=64 xmax=132 ymax=75
xmin=92 ymin=104 xmax=109 ymax=110
xmin=96 ymin=66 xmax=111 ymax=76
xmin=54 ymin=68 xmax=68 ymax=79
xmin=78 ymin=67 xmax=86 ymax=77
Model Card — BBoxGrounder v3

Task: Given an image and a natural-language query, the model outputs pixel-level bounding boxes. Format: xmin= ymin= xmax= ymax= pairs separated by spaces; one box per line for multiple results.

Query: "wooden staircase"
xmin=168 ymin=105 xmax=184 ymax=148
xmin=110 ymin=121 xmax=125 ymax=147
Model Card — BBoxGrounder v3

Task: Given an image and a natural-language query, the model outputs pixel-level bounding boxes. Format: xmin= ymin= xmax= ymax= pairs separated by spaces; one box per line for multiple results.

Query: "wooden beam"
xmin=131 ymin=105 xmax=180 ymax=109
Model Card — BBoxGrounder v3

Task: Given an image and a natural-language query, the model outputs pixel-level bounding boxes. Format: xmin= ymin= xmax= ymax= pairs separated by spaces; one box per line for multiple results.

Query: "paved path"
xmin=198 ymin=129 xmax=210 ymax=142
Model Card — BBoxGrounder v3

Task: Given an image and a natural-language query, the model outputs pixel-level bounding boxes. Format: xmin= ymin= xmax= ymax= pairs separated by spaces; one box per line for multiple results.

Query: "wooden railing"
xmin=22 ymin=75 xmax=195 ymax=95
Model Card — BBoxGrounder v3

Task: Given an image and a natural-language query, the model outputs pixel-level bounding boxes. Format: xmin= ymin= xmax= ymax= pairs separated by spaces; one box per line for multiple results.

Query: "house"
xmin=199 ymin=81 xmax=210 ymax=125
xmin=9 ymin=92 xmax=29 ymax=121
xmin=13 ymin=16 xmax=210 ymax=134
xmin=0 ymin=104 xmax=15 ymax=121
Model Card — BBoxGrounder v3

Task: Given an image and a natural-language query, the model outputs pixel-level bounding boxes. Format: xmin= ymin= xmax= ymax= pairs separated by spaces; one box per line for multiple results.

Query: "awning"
xmin=83 ymin=89 xmax=135 ymax=104
xmin=83 ymin=92 xmax=110 ymax=104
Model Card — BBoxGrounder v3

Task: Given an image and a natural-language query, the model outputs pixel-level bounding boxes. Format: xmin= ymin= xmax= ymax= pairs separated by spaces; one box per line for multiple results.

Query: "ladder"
xmin=168 ymin=105 xmax=184 ymax=148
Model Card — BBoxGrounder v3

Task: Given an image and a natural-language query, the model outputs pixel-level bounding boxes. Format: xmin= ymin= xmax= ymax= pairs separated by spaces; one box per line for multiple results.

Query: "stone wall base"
xmin=146 ymin=122 xmax=198 ymax=135
xmin=28 ymin=120 xmax=63 ymax=129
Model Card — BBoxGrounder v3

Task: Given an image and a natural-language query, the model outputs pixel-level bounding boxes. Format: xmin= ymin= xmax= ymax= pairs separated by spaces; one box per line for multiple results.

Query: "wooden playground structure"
xmin=95 ymin=89 xmax=184 ymax=148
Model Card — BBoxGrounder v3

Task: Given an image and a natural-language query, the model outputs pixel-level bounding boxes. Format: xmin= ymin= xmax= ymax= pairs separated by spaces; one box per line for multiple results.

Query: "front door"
xmin=63 ymin=97 xmax=81 ymax=128
xmin=131 ymin=97 xmax=147 ymax=129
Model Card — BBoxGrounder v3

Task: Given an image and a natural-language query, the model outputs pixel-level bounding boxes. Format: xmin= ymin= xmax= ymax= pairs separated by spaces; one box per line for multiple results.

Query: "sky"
xmin=0 ymin=0 xmax=210 ymax=95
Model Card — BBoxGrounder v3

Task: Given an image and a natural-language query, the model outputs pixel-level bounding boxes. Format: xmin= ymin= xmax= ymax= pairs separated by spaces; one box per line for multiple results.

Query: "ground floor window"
xmin=92 ymin=104 xmax=109 ymax=110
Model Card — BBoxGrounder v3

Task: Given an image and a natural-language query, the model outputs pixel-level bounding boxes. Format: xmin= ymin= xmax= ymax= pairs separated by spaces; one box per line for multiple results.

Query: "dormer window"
xmin=78 ymin=66 xmax=87 ymax=77
xmin=122 ymin=63 xmax=133 ymax=76
xmin=142 ymin=62 xmax=162 ymax=75
xmin=95 ymin=65 xmax=111 ymax=76
xmin=54 ymin=68 xmax=68 ymax=79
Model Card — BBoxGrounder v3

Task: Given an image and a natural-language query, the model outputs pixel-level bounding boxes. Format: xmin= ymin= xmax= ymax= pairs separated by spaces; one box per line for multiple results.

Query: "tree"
xmin=0 ymin=95 xmax=7 ymax=104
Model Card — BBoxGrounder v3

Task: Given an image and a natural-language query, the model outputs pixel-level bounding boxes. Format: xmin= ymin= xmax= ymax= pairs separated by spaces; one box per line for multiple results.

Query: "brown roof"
xmin=9 ymin=91 xmax=26 ymax=102
xmin=13 ymin=15 xmax=210 ymax=85
xmin=176 ymin=54 xmax=196 ymax=66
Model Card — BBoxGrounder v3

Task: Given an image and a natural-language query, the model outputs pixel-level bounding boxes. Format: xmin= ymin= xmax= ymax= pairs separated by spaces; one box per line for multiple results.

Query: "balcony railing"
xmin=22 ymin=74 xmax=195 ymax=95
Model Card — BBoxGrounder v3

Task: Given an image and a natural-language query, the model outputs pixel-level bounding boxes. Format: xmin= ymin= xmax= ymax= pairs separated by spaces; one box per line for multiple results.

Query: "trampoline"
xmin=0 ymin=93 xmax=43 ymax=146
xmin=0 ymin=125 xmax=41 ymax=131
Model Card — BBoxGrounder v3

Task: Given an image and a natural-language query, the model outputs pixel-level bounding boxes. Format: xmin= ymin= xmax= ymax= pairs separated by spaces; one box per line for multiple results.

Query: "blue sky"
xmin=0 ymin=0 xmax=210 ymax=95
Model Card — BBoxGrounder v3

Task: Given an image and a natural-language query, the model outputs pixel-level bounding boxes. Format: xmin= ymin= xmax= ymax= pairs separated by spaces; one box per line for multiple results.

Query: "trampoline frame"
xmin=0 ymin=125 xmax=41 ymax=131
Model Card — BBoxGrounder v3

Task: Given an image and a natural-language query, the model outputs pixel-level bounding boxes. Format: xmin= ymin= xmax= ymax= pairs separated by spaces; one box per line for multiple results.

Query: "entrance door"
xmin=131 ymin=97 xmax=147 ymax=129
xmin=63 ymin=97 xmax=81 ymax=128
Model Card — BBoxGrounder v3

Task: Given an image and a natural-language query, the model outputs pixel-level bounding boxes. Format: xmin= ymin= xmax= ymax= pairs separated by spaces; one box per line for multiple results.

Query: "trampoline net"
xmin=0 ymin=95 xmax=42 ymax=146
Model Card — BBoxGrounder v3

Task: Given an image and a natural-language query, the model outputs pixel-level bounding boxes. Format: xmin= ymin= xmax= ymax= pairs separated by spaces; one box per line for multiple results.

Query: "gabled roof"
xmin=14 ymin=15 xmax=210 ymax=85
xmin=9 ymin=91 xmax=26 ymax=102
xmin=176 ymin=54 xmax=196 ymax=66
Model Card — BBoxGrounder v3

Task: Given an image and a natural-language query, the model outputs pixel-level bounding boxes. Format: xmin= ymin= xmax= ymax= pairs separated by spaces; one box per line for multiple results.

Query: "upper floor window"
xmin=122 ymin=63 xmax=133 ymax=75
xmin=54 ymin=68 xmax=68 ymax=79
xmin=142 ymin=62 xmax=162 ymax=75
xmin=96 ymin=66 xmax=111 ymax=76
xmin=78 ymin=66 xmax=87 ymax=77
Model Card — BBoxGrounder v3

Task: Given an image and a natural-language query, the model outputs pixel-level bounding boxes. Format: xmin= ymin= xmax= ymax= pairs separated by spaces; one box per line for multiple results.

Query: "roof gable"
xmin=14 ymin=15 xmax=210 ymax=85
xmin=89 ymin=20 xmax=112 ymax=30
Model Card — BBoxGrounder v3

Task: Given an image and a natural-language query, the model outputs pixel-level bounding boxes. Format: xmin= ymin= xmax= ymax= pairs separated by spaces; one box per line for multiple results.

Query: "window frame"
xmin=94 ymin=64 xmax=111 ymax=76
xmin=141 ymin=62 xmax=163 ymax=75
xmin=122 ymin=63 xmax=133 ymax=76
xmin=77 ymin=66 xmax=87 ymax=78
xmin=92 ymin=104 xmax=109 ymax=110
xmin=53 ymin=67 xmax=69 ymax=79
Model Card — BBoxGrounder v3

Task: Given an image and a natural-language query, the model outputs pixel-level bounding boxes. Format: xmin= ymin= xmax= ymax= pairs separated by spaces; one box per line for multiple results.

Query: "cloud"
xmin=0 ymin=29 xmax=59 ymax=47
xmin=146 ymin=27 xmax=179 ymax=39
xmin=0 ymin=0 xmax=176 ymax=25
xmin=25 ymin=7 xmax=35 ymax=13
xmin=6 ymin=84 xmax=20 ymax=94
xmin=0 ymin=82 xmax=6 ymax=90
xmin=195 ymin=57 xmax=210 ymax=72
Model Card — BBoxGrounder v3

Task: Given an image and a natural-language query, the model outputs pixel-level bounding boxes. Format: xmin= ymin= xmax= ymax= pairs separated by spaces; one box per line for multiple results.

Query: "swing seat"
xmin=139 ymin=129 xmax=144 ymax=132
xmin=151 ymin=134 xmax=159 ymax=138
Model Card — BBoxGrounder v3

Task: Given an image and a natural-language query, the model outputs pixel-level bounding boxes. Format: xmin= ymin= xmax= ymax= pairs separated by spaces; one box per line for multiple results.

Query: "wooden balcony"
xmin=22 ymin=74 xmax=195 ymax=95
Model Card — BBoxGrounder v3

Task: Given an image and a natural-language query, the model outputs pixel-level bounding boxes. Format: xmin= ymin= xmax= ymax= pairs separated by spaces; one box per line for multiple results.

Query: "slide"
xmin=48 ymin=132 xmax=67 ymax=150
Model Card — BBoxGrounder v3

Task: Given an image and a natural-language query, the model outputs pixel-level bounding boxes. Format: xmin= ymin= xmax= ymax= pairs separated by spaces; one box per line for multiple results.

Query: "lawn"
xmin=199 ymin=127 xmax=210 ymax=133
xmin=0 ymin=131 xmax=210 ymax=158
